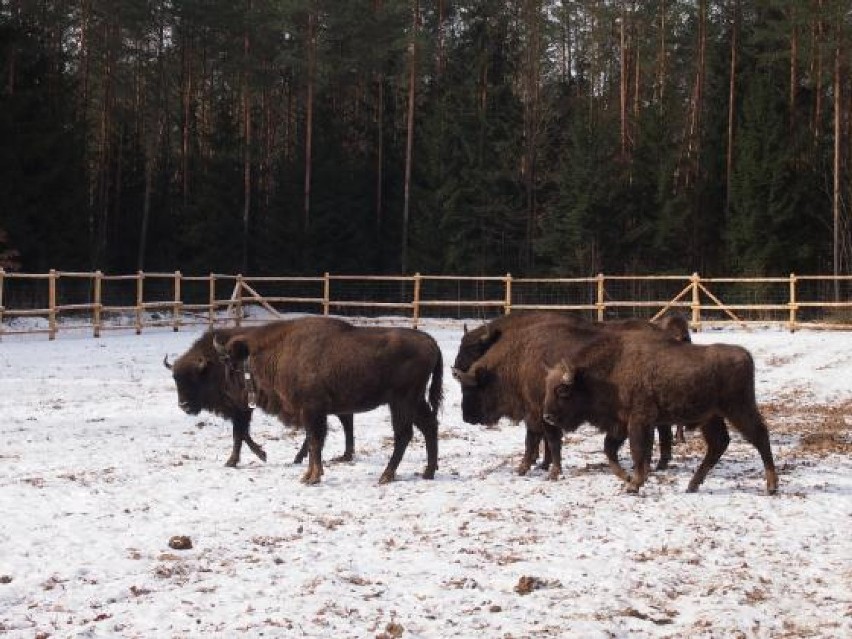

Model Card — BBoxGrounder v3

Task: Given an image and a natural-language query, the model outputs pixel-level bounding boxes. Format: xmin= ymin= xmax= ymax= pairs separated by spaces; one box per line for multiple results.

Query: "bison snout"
xmin=542 ymin=413 xmax=556 ymax=426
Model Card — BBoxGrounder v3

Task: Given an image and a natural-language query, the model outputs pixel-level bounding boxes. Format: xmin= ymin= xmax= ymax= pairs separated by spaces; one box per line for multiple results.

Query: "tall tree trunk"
xmin=303 ymin=6 xmax=316 ymax=231
xmin=814 ymin=0 xmax=823 ymax=143
xmin=182 ymin=29 xmax=193 ymax=210
xmin=374 ymin=0 xmax=384 ymax=237
xmin=242 ymin=0 xmax=253 ymax=272
xmin=726 ymin=0 xmax=738 ymax=215
xmin=657 ymin=0 xmax=666 ymax=108
xmin=620 ymin=1 xmax=628 ymax=158
xmin=401 ymin=0 xmax=418 ymax=274
xmin=833 ymin=21 xmax=842 ymax=293
xmin=789 ymin=5 xmax=798 ymax=132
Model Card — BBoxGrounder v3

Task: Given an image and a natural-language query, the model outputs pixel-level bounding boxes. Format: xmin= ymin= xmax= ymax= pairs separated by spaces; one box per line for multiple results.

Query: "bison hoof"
xmin=516 ymin=464 xmax=532 ymax=476
xmin=332 ymin=453 xmax=353 ymax=463
xmin=625 ymin=482 xmax=641 ymax=494
xmin=685 ymin=482 xmax=700 ymax=493
xmin=656 ymin=458 xmax=670 ymax=471
xmin=300 ymin=470 xmax=322 ymax=485
xmin=545 ymin=469 xmax=561 ymax=481
xmin=256 ymin=449 xmax=267 ymax=463
xmin=378 ymin=472 xmax=395 ymax=485
xmin=293 ymin=454 xmax=305 ymax=465
xmin=422 ymin=468 xmax=436 ymax=480
xmin=224 ymin=458 xmax=238 ymax=468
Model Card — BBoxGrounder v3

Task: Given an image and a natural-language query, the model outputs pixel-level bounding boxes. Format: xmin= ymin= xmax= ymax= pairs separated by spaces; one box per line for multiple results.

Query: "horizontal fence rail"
xmin=1 ymin=269 xmax=851 ymax=339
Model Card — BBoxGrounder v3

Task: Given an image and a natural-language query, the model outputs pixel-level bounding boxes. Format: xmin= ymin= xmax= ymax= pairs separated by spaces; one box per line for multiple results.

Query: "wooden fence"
xmin=1 ymin=269 xmax=851 ymax=339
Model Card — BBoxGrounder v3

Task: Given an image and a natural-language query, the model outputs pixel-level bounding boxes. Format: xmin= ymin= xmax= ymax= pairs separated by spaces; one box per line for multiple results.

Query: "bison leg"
xmin=226 ymin=411 xmax=265 ymax=468
xmin=518 ymin=427 xmax=541 ymax=476
xmin=332 ymin=414 xmax=355 ymax=463
xmin=293 ymin=435 xmax=309 ymax=464
xmin=656 ymin=424 xmax=673 ymax=471
xmin=686 ymin=417 xmax=729 ymax=493
xmin=603 ymin=433 xmax=631 ymax=482
xmin=413 ymin=400 xmax=439 ymax=480
xmin=727 ymin=408 xmax=779 ymax=495
xmin=625 ymin=423 xmax=654 ymax=493
xmin=301 ymin=417 xmax=327 ymax=485
xmin=537 ymin=438 xmax=552 ymax=471
xmin=541 ymin=423 xmax=563 ymax=481
xmin=675 ymin=424 xmax=686 ymax=445
xmin=379 ymin=408 xmax=414 ymax=484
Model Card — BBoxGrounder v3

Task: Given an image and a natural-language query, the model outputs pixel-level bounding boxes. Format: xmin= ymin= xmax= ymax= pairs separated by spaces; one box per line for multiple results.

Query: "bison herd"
xmin=165 ymin=312 xmax=779 ymax=495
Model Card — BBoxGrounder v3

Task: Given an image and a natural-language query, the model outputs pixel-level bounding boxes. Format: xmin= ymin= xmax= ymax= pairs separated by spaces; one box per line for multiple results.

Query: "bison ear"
xmin=479 ymin=326 xmax=501 ymax=347
xmin=226 ymin=336 xmax=251 ymax=363
xmin=463 ymin=323 xmax=469 ymax=335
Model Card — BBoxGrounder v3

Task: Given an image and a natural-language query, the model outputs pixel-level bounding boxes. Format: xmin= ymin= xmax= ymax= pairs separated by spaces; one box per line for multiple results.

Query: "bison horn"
xmin=212 ymin=335 xmax=229 ymax=361
xmin=451 ymin=366 xmax=477 ymax=387
xmin=163 ymin=355 xmax=173 ymax=370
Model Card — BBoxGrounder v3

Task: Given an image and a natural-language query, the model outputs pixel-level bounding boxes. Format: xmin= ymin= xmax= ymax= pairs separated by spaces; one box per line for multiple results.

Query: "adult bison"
xmin=165 ymin=324 xmax=355 ymax=467
xmin=541 ymin=330 xmax=779 ymax=494
xmin=452 ymin=311 xmax=690 ymax=474
xmin=219 ymin=317 xmax=443 ymax=484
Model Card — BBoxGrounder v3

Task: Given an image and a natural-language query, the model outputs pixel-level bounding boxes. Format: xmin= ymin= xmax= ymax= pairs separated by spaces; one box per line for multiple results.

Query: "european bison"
xmin=452 ymin=311 xmax=691 ymax=474
xmin=541 ymin=329 xmax=779 ymax=494
xmin=166 ymin=325 xmax=355 ymax=467
xmin=221 ymin=317 xmax=443 ymax=485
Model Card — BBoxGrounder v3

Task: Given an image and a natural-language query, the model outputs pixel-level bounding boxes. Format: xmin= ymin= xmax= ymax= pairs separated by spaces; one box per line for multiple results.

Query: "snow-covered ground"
xmin=1 ymin=320 xmax=850 ymax=638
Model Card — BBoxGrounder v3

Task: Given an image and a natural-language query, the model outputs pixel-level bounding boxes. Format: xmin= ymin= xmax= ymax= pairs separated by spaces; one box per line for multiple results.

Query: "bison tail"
xmin=428 ymin=348 xmax=444 ymax=415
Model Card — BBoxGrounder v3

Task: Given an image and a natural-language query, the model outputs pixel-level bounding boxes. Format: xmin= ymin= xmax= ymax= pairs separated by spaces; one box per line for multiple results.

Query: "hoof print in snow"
xmin=167 ymin=535 xmax=193 ymax=550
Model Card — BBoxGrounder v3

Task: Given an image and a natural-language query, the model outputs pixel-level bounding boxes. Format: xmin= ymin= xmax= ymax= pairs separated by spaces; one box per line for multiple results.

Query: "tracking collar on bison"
xmin=212 ymin=334 xmax=257 ymax=408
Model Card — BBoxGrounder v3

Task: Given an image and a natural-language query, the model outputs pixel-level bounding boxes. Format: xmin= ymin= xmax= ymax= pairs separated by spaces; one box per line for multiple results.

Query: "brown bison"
xmin=541 ymin=329 xmax=779 ymax=494
xmin=165 ymin=324 xmax=354 ymax=467
xmin=220 ymin=317 xmax=443 ymax=484
xmin=452 ymin=311 xmax=691 ymax=474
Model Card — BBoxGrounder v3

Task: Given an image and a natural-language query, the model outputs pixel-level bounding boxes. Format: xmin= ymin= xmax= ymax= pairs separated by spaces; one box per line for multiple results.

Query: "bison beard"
xmin=541 ymin=331 xmax=779 ymax=494
xmin=222 ymin=318 xmax=443 ymax=485
xmin=166 ymin=325 xmax=354 ymax=468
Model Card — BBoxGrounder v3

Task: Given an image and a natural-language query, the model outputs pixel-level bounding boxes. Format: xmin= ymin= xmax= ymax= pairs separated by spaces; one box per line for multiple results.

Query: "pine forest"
xmin=1 ymin=0 xmax=850 ymax=278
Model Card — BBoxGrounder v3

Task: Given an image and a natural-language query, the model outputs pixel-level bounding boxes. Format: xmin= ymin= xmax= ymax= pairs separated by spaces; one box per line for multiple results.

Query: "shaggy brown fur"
xmin=166 ymin=324 xmax=354 ymax=467
xmin=541 ymin=330 xmax=778 ymax=494
xmin=453 ymin=312 xmax=691 ymax=474
xmin=224 ymin=317 xmax=443 ymax=485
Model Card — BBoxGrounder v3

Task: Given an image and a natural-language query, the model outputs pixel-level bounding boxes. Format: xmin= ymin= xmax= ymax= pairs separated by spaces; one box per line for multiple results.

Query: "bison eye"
xmin=556 ymin=385 xmax=572 ymax=398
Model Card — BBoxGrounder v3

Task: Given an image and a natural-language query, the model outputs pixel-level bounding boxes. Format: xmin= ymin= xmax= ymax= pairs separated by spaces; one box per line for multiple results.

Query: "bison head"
xmin=452 ymin=365 xmax=498 ymax=425
xmin=542 ymin=361 xmax=578 ymax=427
xmin=167 ymin=331 xmax=238 ymax=417
xmin=658 ymin=313 xmax=692 ymax=343
xmin=452 ymin=324 xmax=502 ymax=372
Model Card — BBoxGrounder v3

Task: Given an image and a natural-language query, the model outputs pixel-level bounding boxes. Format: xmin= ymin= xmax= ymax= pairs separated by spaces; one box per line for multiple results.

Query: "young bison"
xmin=542 ymin=330 xmax=778 ymax=494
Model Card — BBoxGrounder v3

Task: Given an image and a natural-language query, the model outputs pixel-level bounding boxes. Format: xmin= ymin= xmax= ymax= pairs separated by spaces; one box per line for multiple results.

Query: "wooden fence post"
xmin=93 ymin=271 xmax=102 ymax=338
xmin=788 ymin=273 xmax=797 ymax=332
xmin=690 ymin=272 xmax=701 ymax=331
xmin=135 ymin=270 xmax=144 ymax=335
xmin=48 ymin=269 xmax=57 ymax=340
xmin=323 ymin=273 xmax=330 ymax=316
xmin=504 ymin=274 xmax=513 ymax=314
xmin=0 ymin=268 xmax=5 ymax=340
xmin=235 ymin=274 xmax=243 ymax=327
xmin=173 ymin=270 xmax=182 ymax=332
xmin=208 ymin=273 xmax=216 ymax=327
xmin=596 ymin=273 xmax=605 ymax=321
xmin=412 ymin=272 xmax=421 ymax=328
